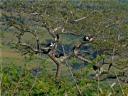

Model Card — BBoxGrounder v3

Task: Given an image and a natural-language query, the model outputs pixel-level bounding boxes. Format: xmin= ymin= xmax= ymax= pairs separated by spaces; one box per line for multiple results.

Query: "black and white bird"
xmin=83 ymin=35 xmax=94 ymax=42
xmin=40 ymin=42 xmax=56 ymax=54
xmin=45 ymin=42 xmax=56 ymax=47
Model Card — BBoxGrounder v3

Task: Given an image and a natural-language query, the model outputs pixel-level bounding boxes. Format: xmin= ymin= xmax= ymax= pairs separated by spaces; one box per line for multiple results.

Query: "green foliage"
xmin=1 ymin=0 xmax=128 ymax=96
xmin=1 ymin=50 xmax=128 ymax=95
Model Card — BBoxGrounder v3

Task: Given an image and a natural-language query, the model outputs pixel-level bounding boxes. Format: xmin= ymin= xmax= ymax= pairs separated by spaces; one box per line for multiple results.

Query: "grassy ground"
xmin=1 ymin=44 xmax=128 ymax=96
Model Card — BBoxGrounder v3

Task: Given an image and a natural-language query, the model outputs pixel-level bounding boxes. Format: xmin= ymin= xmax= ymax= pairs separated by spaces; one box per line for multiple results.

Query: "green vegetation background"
xmin=0 ymin=0 xmax=128 ymax=96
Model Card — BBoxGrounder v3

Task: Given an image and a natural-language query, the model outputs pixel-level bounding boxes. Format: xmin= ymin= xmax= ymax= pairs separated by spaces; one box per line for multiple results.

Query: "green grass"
xmin=1 ymin=45 xmax=128 ymax=96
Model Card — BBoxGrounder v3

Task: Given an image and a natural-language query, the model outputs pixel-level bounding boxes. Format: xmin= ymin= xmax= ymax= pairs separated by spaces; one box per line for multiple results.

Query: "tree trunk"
xmin=55 ymin=63 xmax=62 ymax=80
xmin=48 ymin=54 xmax=62 ymax=80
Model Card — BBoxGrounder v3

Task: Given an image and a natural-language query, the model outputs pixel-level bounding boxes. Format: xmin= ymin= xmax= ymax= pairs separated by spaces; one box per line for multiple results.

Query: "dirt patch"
xmin=0 ymin=50 xmax=22 ymax=59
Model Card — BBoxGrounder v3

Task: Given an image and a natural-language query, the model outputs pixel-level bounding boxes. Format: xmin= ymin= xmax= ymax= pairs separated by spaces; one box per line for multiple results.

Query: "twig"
xmin=73 ymin=10 xmax=98 ymax=22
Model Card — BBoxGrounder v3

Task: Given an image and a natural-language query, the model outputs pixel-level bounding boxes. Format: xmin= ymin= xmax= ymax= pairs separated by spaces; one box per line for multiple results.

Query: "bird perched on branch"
xmin=83 ymin=35 xmax=94 ymax=42
xmin=45 ymin=42 xmax=56 ymax=47
xmin=40 ymin=41 xmax=56 ymax=54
